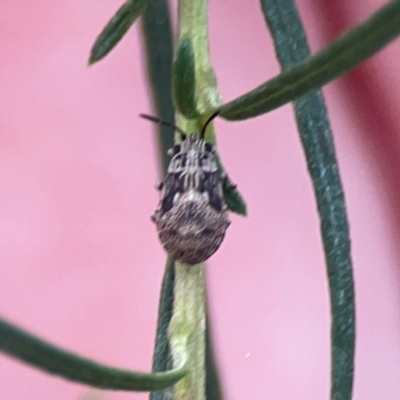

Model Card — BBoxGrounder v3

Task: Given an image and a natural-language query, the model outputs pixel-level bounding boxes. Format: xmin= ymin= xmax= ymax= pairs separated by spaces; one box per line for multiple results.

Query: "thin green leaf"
xmin=89 ymin=0 xmax=151 ymax=65
xmin=173 ymin=36 xmax=200 ymax=119
xmin=140 ymin=0 xmax=175 ymax=176
xmin=220 ymin=0 xmax=400 ymax=120
xmin=141 ymin=6 xmax=176 ymax=394
xmin=140 ymin=7 xmax=176 ymax=391
xmin=260 ymin=0 xmax=355 ymax=399
xmin=150 ymin=257 xmax=175 ymax=400
xmin=223 ymin=183 xmax=247 ymax=216
xmin=215 ymin=155 xmax=247 ymax=216
xmin=0 ymin=317 xmax=187 ymax=391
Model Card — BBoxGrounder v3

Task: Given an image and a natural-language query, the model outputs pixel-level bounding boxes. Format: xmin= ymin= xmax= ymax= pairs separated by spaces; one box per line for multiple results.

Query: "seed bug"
xmin=140 ymin=112 xmax=231 ymax=264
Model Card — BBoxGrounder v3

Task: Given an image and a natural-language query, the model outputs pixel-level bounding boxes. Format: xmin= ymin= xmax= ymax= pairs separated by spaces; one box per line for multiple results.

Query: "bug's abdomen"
xmin=153 ymin=190 xmax=230 ymax=264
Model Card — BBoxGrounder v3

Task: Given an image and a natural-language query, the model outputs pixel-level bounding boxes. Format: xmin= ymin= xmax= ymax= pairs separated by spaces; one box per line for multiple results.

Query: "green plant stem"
xmin=178 ymin=0 xmax=221 ymax=115
xmin=220 ymin=0 xmax=400 ymax=120
xmin=140 ymin=0 xmax=175 ymax=175
xmin=168 ymin=262 xmax=206 ymax=400
xmin=260 ymin=0 xmax=355 ymax=399
xmin=0 ymin=317 xmax=187 ymax=391
xmin=141 ymin=2 xmax=224 ymax=399
xmin=169 ymin=3 xmax=219 ymax=397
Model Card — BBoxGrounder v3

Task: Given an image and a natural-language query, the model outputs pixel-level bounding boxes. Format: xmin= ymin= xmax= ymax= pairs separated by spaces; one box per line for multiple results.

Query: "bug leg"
xmin=151 ymin=207 xmax=161 ymax=223
xmin=155 ymin=181 xmax=164 ymax=191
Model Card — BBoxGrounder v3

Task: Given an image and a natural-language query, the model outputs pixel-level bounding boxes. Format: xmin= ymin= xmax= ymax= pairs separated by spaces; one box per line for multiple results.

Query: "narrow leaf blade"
xmin=150 ymin=257 xmax=175 ymax=400
xmin=173 ymin=36 xmax=199 ymax=119
xmin=140 ymin=0 xmax=175 ymax=176
xmin=260 ymin=0 xmax=355 ymax=399
xmin=89 ymin=0 xmax=151 ymax=65
xmin=220 ymin=0 xmax=400 ymax=120
xmin=223 ymin=184 xmax=247 ymax=216
xmin=216 ymin=155 xmax=247 ymax=216
xmin=0 ymin=317 xmax=187 ymax=391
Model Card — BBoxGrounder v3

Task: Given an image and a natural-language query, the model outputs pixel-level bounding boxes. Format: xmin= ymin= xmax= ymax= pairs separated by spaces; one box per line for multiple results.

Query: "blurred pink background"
xmin=1 ymin=0 xmax=400 ymax=399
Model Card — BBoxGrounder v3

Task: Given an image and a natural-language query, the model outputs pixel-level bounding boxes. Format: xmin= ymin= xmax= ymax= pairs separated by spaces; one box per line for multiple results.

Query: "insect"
xmin=140 ymin=112 xmax=231 ymax=265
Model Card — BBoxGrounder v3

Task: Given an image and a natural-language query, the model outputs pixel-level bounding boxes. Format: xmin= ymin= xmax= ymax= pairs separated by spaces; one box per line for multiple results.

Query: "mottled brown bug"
xmin=140 ymin=112 xmax=231 ymax=264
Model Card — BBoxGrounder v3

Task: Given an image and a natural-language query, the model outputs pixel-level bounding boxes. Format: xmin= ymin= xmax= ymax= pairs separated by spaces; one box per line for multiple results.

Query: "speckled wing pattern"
xmin=152 ymin=134 xmax=230 ymax=264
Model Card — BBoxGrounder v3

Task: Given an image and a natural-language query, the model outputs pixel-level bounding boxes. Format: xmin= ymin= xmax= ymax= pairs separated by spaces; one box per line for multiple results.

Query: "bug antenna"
xmin=139 ymin=113 xmax=187 ymax=140
xmin=200 ymin=111 xmax=220 ymax=138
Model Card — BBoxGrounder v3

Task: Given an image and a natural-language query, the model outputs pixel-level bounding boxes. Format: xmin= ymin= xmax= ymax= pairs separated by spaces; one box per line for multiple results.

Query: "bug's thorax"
xmin=168 ymin=134 xmax=216 ymax=192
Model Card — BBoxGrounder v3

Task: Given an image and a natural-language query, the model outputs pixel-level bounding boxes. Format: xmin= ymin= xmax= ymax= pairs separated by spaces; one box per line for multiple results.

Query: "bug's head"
xmin=139 ymin=111 xmax=220 ymax=141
